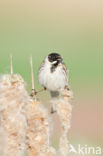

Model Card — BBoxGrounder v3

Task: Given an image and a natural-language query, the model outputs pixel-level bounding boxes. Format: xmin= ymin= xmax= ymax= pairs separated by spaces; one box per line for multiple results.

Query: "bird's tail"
xmin=50 ymin=91 xmax=60 ymax=98
xmin=50 ymin=91 xmax=60 ymax=113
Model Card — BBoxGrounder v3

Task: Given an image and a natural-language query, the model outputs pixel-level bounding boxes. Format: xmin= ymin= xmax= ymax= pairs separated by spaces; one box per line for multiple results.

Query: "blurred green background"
xmin=0 ymin=0 xmax=103 ymax=155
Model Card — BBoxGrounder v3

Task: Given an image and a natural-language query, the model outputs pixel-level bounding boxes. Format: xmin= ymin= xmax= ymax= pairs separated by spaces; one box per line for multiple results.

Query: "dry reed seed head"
xmin=0 ymin=74 xmax=26 ymax=88
xmin=3 ymin=116 xmax=27 ymax=156
xmin=0 ymin=74 xmax=28 ymax=112
xmin=27 ymin=98 xmax=54 ymax=156
xmin=60 ymin=89 xmax=73 ymax=102
xmin=0 ymin=74 xmax=30 ymax=156
xmin=57 ymin=100 xmax=72 ymax=156
xmin=47 ymin=147 xmax=57 ymax=156
xmin=0 ymin=127 xmax=6 ymax=156
xmin=56 ymin=89 xmax=73 ymax=156
xmin=56 ymin=99 xmax=72 ymax=132
xmin=39 ymin=146 xmax=56 ymax=156
xmin=28 ymin=148 xmax=39 ymax=156
xmin=59 ymin=134 xmax=69 ymax=156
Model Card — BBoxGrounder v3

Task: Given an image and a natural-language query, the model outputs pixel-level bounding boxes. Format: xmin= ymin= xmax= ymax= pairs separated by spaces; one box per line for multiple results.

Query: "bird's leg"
xmin=50 ymin=103 xmax=57 ymax=114
xmin=65 ymin=85 xmax=70 ymax=90
xmin=36 ymin=87 xmax=46 ymax=94
xmin=51 ymin=107 xmax=56 ymax=114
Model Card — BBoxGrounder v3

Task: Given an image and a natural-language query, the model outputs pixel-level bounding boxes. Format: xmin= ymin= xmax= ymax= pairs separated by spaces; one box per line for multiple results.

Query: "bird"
xmin=38 ymin=53 xmax=69 ymax=113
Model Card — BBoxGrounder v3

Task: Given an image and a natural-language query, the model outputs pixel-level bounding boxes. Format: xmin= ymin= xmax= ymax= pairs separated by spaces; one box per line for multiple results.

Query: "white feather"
xmin=38 ymin=57 xmax=67 ymax=92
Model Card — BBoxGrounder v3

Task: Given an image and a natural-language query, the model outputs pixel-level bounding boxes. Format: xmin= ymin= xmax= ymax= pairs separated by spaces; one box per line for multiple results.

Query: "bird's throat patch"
xmin=50 ymin=62 xmax=58 ymax=73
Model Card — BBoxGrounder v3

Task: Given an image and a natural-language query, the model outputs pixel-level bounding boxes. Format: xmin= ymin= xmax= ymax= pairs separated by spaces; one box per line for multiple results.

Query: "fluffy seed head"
xmin=0 ymin=74 xmax=29 ymax=156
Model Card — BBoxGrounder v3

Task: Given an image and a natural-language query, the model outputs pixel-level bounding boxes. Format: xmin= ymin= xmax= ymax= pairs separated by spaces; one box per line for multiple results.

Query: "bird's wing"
xmin=62 ymin=63 xmax=69 ymax=89
xmin=38 ymin=60 xmax=47 ymax=89
xmin=38 ymin=60 xmax=45 ymax=75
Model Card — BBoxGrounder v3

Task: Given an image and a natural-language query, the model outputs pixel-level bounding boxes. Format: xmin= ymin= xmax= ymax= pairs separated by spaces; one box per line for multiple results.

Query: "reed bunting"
xmin=38 ymin=53 xmax=69 ymax=112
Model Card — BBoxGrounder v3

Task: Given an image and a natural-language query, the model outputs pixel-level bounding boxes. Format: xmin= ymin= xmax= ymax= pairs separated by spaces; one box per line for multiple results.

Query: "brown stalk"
xmin=10 ymin=54 xmax=13 ymax=75
xmin=30 ymin=55 xmax=36 ymax=97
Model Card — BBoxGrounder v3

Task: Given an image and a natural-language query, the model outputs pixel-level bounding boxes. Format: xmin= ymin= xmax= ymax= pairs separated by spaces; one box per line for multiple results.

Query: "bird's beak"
xmin=57 ymin=57 xmax=62 ymax=63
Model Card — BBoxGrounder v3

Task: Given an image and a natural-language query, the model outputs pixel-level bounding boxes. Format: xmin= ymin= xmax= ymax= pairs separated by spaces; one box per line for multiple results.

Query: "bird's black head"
xmin=48 ymin=53 xmax=62 ymax=64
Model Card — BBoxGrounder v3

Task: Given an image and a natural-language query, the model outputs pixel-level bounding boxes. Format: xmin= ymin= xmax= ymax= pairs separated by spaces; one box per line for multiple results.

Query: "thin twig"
xmin=10 ymin=55 xmax=13 ymax=75
xmin=30 ymin=55 xmax=36 ymax=97
xmin=30 ymin=55 xmax=34 ymax=90
xmin=37 ymin=88 xmax=46 ymax=93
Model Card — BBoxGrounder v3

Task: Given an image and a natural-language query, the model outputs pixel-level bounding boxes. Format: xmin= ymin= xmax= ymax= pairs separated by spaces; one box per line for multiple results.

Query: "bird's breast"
xmin=38 ymin=65 xmax=66 ymax=91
